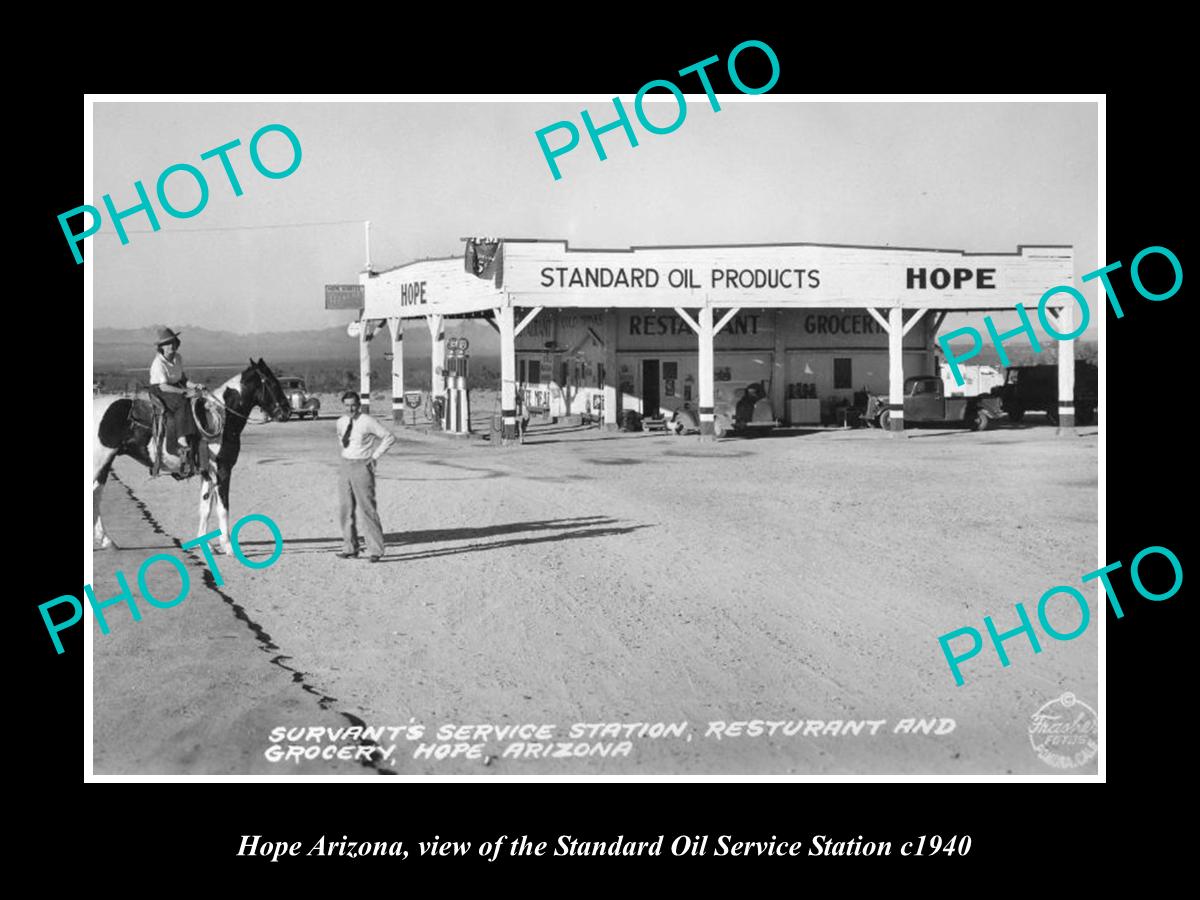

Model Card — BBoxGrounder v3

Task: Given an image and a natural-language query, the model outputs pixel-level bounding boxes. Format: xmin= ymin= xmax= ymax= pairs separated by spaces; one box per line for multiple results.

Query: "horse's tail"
xmin=98 ymin=399 xmax=133 ymax=449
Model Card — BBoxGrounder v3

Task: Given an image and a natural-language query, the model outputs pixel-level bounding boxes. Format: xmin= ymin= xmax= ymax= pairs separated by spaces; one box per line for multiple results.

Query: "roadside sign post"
xmin=404 ymin=391 xmax=422 ymax=427
xmin=324 ymin=284 xmax=365 ymax=310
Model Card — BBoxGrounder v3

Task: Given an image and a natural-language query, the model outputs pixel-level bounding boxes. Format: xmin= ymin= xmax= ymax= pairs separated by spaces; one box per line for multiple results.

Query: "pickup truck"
xmin=990 ymin=362 xmax=1097 ymax=426
xmin=866 ymin=375 xmax=1002 ymax=431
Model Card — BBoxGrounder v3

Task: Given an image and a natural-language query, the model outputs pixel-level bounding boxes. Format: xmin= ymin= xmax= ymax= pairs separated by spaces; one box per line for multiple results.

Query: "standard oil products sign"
xmin=500 ymin=241 xmax=1072 ymax=308
xmin=537 ymin=265 xmax=821 ymax=291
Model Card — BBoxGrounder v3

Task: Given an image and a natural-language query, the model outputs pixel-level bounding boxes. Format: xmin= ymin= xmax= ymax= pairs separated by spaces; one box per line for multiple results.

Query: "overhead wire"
xmin=93 ymin=219 xmax=366 ymax=236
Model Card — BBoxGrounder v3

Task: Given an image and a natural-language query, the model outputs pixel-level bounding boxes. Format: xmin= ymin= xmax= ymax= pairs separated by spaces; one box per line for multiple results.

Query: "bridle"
xmin=191 ymin=367 xmax=288 ymax=435
xmin=193 ymin=392 xmax=274 ymax=427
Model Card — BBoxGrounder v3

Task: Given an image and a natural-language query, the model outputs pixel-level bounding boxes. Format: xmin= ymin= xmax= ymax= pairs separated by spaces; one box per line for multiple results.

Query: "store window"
xmin=519 ymin=359 xmax=526 ymax=383
xmin=834 ymin=358 xmax=852 ymax=389
xmin=528 ymin=360 xmax=541 ymax=383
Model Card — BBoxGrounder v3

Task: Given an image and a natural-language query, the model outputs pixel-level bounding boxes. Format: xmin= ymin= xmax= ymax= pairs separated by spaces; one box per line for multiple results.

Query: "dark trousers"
xmin=338 ymin=458 xmax=385 ymax=557
xmin=150 ymin=385 xmax=196 ymax=441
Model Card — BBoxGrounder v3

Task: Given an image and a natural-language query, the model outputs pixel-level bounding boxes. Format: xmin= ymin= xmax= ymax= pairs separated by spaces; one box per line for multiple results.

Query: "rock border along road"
xmin=92 ymin=404 xmax=1098 ymax=775
xmin=92 ymin=474 xmax=389 ymax=775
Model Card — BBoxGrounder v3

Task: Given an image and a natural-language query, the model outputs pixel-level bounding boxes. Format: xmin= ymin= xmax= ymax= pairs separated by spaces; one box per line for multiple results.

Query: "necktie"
xmin=341 ymin=417 xmax=354 ymax=448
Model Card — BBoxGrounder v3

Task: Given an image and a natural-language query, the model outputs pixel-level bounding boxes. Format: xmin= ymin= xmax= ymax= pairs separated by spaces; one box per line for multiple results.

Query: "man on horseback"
xmin=148 ymin=327 xmax=205 ymax=478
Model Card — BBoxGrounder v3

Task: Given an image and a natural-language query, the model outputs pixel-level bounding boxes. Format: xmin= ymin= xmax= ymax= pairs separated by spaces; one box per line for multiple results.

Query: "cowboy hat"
xmin=155 ymin=326 xmax=182 ymax=346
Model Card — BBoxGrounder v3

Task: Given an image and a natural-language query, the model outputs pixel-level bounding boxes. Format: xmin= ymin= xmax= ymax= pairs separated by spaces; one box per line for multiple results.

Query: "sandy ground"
xmin=91 ymin=397 xmax=1098 ymax=775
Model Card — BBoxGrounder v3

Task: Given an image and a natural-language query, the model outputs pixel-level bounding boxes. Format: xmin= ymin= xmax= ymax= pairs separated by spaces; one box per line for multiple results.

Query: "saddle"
xmin=145 ymin=394 xmax=180 ymax=478
xmin=141 ymin=393 xmax=225 ymax=478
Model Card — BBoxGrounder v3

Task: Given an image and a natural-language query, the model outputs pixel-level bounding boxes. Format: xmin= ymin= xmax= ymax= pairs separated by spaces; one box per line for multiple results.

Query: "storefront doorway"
xmin=642 ymin=359 xmax=660 ymax=417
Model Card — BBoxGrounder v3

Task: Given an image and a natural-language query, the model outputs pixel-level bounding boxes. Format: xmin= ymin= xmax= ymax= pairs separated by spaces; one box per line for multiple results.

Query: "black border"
xmin=32 ymin=28 xmax=1179 ymax=880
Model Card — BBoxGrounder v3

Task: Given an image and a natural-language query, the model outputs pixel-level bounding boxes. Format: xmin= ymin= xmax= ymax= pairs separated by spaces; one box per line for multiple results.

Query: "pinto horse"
xmin=93 ymin=358 xmax=291 ymax=553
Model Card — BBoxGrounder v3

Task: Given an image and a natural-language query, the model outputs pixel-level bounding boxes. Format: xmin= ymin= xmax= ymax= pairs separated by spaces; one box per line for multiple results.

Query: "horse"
xmin=93 ymin=358 xmax=292 ymax=554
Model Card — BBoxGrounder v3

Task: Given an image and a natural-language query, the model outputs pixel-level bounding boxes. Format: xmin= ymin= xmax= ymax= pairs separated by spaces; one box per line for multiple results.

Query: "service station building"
xmin=352 ymin=239 xmax=1077 ymax=439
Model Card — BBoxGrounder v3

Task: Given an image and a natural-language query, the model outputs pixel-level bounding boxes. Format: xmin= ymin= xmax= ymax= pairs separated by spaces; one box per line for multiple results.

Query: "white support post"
xmin=358 ymin=320 xmax=371 ymax=415
xmin=515 ymin=307 xmax=544 ymax=337
xmin=387 ymin=317 xmax=403 ymax=424
xmin=902 ymin=307 xmax=929 ymax=336
xmin=928 ymin=310 xmax=949 ymax=376
xmin=887 ymin=306 xmax=905 ymax=435
xmin=771 ymin=309 xmax=786 ymax=421
xmin=866 ymin=307 xmax=891 ymax=333
xmin=603 ymin=309 xmax=618 ymax=429
xmin=1056 ymin=303 xmax=1076 ymax=433
xmin=497 ymin=305 xmax=517 ymax=442
xmin=427 ymin=314 xmax=445 ymax=403
xmin=930 ymin=310 xmax=948 ymax=336
xmin=698 ymin=306 xmax=715 ymax=439
xmin=674 ymin=307 xmax=701 ymax=334
xmin=714 ymin=307 xmax=741 ymax=334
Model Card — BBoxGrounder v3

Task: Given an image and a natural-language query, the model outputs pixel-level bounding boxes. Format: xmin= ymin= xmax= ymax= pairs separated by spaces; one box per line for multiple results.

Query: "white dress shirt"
xmin=336 ymin=413 xmax=396 ymax=461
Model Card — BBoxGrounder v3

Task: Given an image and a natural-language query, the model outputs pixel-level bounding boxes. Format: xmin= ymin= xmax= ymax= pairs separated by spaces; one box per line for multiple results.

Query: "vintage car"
xmin=866 ymin=375 xmax=1002 ymax=431
xmin=990 ymin=362 xmax=1097 ymax=426
xmin=278 ymin=376 xmax=321 ymax=420
xmin=669 ymin=381 xmax=777 ymax=437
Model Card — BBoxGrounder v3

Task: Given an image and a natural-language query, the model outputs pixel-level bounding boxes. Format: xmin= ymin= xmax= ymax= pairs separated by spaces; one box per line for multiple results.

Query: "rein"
xmin=193 ymin=389 xmax=278 ymax=435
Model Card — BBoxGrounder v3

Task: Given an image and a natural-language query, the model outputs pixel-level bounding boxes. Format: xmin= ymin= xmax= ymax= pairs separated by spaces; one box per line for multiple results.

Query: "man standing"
xmin=335 ymin=390 xmax=396 ymax=562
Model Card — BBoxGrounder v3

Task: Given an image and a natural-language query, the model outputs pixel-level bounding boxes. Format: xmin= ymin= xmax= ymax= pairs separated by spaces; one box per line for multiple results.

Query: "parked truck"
xmin=866 ymin=375 xmax=1003 ymax=431
xmin=991 ymin=362 xmax=1097 ymax=426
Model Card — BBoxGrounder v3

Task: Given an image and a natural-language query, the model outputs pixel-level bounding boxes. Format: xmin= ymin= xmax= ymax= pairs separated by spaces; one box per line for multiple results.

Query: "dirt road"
xmin=91 ymin=404 xmax=1099 ymax=775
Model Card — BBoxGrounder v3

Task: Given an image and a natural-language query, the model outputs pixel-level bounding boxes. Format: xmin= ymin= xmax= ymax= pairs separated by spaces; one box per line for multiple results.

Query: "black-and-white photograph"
xmin=85 ymin=96 xmax=1099 ymax=776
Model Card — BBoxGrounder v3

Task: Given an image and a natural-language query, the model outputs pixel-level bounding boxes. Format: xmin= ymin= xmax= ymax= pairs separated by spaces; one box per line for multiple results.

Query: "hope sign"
xmin=535 ymin=40 xmax=780 ymax=181
xmin=936 ymin=245 xmax=1183 ymax=386
xmin=58 ymin=123 xmax=302 ymax=265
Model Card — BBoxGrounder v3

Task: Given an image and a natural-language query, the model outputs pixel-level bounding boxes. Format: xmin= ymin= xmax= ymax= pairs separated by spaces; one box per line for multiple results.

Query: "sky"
xmin=92 ymin=99 xmax=1098 ymax=337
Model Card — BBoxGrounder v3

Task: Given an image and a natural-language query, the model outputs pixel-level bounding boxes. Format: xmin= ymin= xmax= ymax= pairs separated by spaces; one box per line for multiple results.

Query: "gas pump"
xmin=442 ymin=337 xmax=472 ymax=433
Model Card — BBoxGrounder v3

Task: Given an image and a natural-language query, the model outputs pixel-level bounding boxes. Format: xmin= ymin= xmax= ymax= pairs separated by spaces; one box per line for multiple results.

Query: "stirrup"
xmin=177 ymin=452 xmax=196 ymax=479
